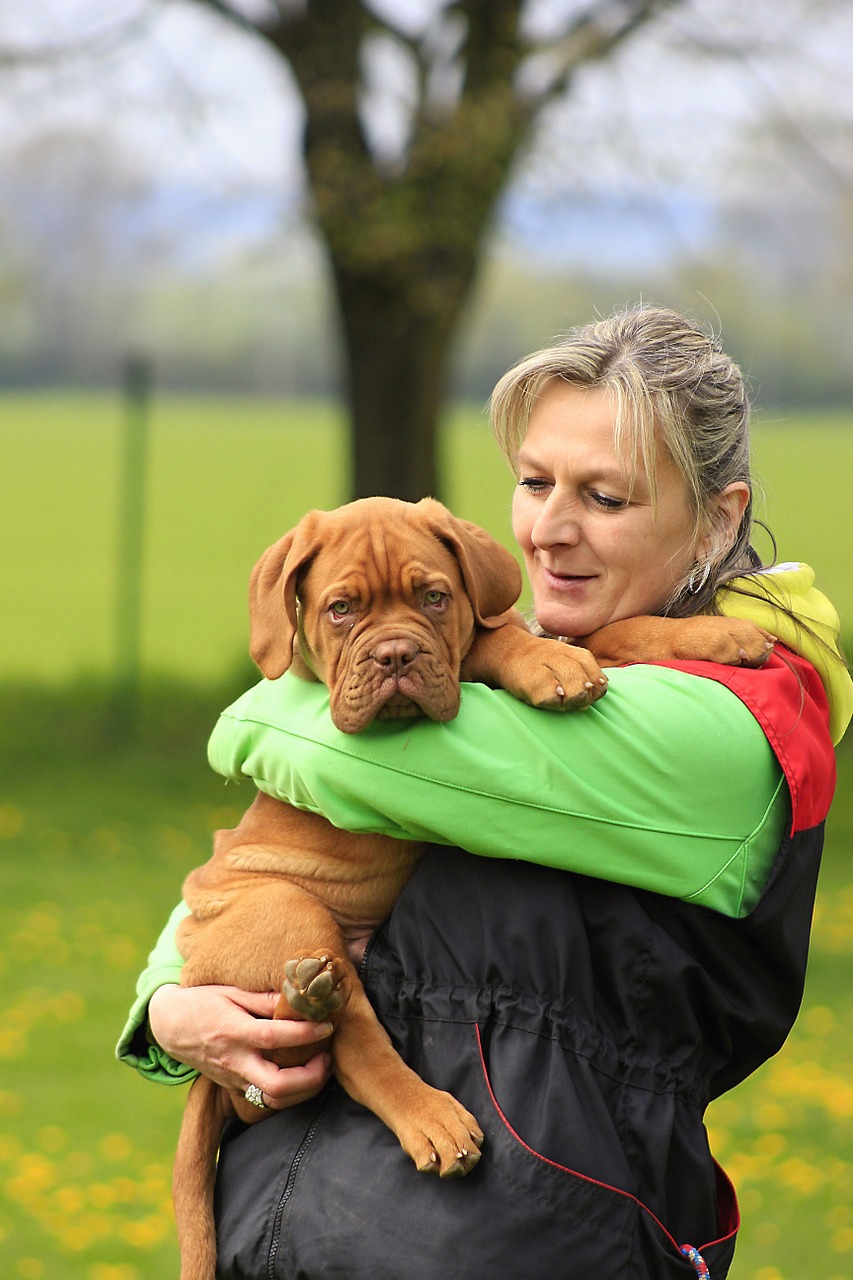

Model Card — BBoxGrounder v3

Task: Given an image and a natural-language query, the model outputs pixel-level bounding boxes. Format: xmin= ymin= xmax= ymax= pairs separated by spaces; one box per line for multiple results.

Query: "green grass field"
xmin=1 ymin=393 xmax=851 ymax=1279
xmin=2 ymin=393 xmax=851 ymax=684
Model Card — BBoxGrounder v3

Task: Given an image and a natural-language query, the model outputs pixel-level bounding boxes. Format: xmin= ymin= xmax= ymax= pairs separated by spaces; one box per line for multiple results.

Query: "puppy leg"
xmin=583 ymin=615 xmax=776 ymax=667
xmin=330 ymin=986 xmax=483 ymax=1177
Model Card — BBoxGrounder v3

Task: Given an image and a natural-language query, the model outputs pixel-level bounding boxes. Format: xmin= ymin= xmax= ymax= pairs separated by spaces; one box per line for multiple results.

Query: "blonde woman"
xmin=121 ymin=306 xmax=851 ymax=1280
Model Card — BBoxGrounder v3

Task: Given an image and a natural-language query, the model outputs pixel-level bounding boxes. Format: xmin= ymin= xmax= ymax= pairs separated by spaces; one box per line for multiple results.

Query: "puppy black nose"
xmin=372 ymin=637 xmax=420 ymax=672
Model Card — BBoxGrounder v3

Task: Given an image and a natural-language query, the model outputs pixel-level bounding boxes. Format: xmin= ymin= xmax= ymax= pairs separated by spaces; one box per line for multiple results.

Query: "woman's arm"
xmin=208 ymin=662 xmax=790 ymax=921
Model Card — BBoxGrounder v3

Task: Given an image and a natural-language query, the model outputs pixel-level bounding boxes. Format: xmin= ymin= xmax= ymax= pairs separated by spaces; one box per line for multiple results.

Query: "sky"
xmin=0 ymin=0 xmax=851 ymax=271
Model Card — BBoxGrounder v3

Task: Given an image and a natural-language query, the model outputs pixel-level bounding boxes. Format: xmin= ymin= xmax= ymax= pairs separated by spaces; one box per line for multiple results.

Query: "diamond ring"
xmin=244 ymin=1083 xmax=267 ymax=1109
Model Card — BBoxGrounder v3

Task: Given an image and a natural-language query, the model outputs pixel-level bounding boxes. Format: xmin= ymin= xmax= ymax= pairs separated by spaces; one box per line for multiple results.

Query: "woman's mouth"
xmin=541 ymin=567 xmax=597 ymax=590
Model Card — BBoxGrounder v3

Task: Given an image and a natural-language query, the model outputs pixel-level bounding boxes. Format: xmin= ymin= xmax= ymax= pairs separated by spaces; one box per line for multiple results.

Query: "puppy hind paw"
xmin=405 ymin=1095 xmax=484 ymax=1178
xmin=417 ymin=1144 xmax=482 ymax=1179
xmin=282 ymin=954 xmax=350 ymax=1021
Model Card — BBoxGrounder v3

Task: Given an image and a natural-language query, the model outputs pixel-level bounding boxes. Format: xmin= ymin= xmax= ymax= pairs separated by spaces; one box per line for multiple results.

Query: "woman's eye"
xmin=329 ymin=600 xmax=351 ymax=617
xmin=589 ymin=490 xmax=627 ymax=511
xmin=518 ymin=477 xmax=550 ymax=493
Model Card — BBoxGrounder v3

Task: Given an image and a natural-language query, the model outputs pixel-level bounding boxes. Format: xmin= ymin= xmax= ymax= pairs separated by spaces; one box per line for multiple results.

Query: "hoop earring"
xmin=687 ymin=560 xmax=711 ymax=595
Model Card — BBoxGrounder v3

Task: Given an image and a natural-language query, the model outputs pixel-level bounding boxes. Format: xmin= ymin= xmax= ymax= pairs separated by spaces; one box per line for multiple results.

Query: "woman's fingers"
xmin=248 ymin=1051 xmax=333 ymax=1110
xmin=147 ymin=984 xmax=334 ymax=1104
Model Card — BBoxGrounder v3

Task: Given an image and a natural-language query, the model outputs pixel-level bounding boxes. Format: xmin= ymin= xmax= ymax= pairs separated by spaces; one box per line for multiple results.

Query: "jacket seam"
xmin=380 ymin=1006 xmax=707 ymax=1104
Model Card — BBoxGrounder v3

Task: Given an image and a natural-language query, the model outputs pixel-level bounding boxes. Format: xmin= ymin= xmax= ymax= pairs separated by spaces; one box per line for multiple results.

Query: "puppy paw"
xmin=504 ymin=638 xmax=608 ymax=711
xmin=282 ymin=954 xmax=350 ymax=1021
xmin=666 ymin=617 xmax=776 ymax=667
xmin=400 ymin=1090 xmax=484 ymax=1178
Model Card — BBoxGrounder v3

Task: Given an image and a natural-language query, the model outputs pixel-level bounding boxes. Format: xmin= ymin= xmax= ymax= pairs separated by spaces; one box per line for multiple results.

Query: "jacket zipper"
xmin=266 ymin=1087 xmax=336 ymax=1279
xmin=266 ymin=924 xmax=386 ymax=1279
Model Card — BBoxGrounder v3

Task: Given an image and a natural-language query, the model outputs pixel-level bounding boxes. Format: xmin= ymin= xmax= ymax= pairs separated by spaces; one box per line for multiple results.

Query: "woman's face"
xmin=512 ymin=380 xmax=703 ymax=639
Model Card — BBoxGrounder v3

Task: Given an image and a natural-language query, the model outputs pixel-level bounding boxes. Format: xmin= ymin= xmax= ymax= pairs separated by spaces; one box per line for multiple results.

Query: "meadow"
xmin=2 ymin=393 xmax=851 ymax=685
xmin=1 ymin=393 xmax=851 ymax=1279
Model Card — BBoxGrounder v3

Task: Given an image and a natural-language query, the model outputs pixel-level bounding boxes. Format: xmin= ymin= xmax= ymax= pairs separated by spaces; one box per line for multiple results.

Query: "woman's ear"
xmin=698 ymin=482 xmax=750 ymax=560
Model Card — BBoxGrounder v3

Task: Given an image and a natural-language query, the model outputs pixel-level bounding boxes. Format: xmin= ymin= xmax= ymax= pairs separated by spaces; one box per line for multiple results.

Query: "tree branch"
xmin=528 ymin=0 xmax=681 ymax=103
xmin=0 ymin=9 xmax=151 ymax=68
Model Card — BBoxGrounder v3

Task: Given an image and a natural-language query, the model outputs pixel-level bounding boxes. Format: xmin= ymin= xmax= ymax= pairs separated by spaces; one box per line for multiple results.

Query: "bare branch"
xmin=0 ymin=9 xmax=152 ymax=69
xmin=523 ymin=0 xmax=682 ymax=102
xmin=671 ymin=4 xmax=852 ymax=190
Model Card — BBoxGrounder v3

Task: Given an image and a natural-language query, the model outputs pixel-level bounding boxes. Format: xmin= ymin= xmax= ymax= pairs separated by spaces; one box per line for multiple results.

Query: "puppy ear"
xmin=415 ymin=498 xmax=522 ymax=625
xmin=248 ymin=514 xmax=323 ymax=679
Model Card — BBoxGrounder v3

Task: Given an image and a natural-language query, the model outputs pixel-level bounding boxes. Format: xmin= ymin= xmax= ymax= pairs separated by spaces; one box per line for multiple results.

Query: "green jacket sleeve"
xmin=208 ymin=664 xmax=788 ymax=920
xmin=120 ymin=662 xmax=787 ymax=1082
xmin=115 ymin=900 xmax=197 ymax=1085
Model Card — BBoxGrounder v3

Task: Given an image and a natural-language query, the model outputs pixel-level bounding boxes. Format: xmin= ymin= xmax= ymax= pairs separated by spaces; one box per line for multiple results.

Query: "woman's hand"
xmin=148 ymin=984 xmax=333 ymax=1110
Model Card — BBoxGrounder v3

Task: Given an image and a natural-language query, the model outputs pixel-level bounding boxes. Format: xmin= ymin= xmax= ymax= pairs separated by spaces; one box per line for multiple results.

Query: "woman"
xmin=119 ymin=306 xmax=851 ymax=1279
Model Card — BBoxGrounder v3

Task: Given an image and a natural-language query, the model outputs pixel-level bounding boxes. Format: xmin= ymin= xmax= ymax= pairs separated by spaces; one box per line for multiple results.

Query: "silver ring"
xmin=244 ymin=1083 xmax=267 ymax=1109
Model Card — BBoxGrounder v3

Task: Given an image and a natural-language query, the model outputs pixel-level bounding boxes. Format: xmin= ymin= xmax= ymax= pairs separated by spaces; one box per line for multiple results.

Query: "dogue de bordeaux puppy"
xmin=171 ymin=496 xmax=774 ymax=1280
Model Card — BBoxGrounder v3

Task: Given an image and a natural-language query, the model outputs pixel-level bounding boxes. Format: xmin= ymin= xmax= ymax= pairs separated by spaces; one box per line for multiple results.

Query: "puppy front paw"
xmin=666 ymin=617 xmax=776 ymax=667
xmin=506 ymin=639 xmax=608 ymax=710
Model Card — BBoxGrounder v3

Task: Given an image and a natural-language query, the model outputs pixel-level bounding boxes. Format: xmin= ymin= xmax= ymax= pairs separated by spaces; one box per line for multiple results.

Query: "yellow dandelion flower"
xmin=13 ymin=1153 xmax=58 ymax=1193
xmin=89 ymin=1265 xmax=139 ymax=1280
xmin=0 ymin=1029 xmax=27 ymax=1059
xmin=119 ymin=1215 xmax=170 ymax=1249
xmin=0 ymin=1134 xmax=23 ymax=1162
xmin=16 ymin=1259 xmax=44 ymax=1280
xmin=103 ymin=936 xmax=138 ymax=968
xmin=56 ymin=1185 xmax=85 ymax=1215
xmin=63 ymin=1212 xmax=112 ymax=1252
xmin=754 ymin=1102 xmax=788 ymax=1132
xmin=754 ymin=1132 xmax=787 ymax=1160
xmin=755 ymin=1220 xmax=780 ymax=1248
xmin=37 ymin=1125 xmax=67 ymax=1154
xmin=47 ymin=992 xmax=86 ymax=1024
xmin=777 ymin=1156 xmax=825 ymax=1196
xmin=88 ymin=1181 xmax=119 ymax=1209
xmin=832 ymin=1227 xmax=853 ymax=1254
xmin=110 ymin=1176 xmax=139 ymax=1204
xmin=802 ymin=1004 xmax=836 ymax=1036
xmin=100 ymin=1133 xmax=132 ymax=1163
xmin=27 ymin=908 xmax=60 ymax=934
xmin=824 ymin=1083 xmax=853 ymax=1121
xmin=0 ymin=805 xmax=24 ymax=838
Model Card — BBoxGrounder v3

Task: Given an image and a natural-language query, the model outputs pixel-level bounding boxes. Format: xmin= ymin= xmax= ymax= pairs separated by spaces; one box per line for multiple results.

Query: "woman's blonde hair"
xmin=490 ymin=303 xmax=761 ymax=615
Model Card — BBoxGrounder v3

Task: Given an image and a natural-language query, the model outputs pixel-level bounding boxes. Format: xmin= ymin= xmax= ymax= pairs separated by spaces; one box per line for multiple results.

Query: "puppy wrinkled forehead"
xmin=308 ymin=520 xmax=460 ymax=602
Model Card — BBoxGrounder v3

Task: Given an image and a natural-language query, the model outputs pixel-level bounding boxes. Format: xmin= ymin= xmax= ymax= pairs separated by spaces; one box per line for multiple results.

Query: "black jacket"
xmin=212 ymin=812 xmax=823 ymax=1280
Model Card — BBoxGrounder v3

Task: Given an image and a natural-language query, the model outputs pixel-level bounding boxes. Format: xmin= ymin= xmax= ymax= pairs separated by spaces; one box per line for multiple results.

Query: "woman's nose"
xmin=531 ymin=496 xmax=582 ymax=549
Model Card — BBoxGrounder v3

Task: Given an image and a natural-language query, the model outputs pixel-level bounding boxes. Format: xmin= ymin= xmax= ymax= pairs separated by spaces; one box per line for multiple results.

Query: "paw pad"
xmin=283 ymin=955 xmax=348 ymax=1020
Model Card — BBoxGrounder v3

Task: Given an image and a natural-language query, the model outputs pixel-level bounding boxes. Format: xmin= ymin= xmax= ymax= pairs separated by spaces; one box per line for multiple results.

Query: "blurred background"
xmin=1 ymin=2 xmax=851 ymax=1277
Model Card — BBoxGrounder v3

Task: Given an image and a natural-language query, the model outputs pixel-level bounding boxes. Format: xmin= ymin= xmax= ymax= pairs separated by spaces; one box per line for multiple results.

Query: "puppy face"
xmin=248 ymin=497 xmax=522 ymax=735
xmin=296 ymin=520 xmax=477 ymax=733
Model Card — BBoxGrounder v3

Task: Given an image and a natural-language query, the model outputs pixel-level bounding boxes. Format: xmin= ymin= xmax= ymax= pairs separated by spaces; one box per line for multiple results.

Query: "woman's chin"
xmin=534 ymin=606 xmax=598 ymax=640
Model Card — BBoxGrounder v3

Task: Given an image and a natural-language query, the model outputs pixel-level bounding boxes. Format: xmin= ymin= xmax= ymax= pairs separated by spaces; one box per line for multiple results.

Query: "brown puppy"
xmin=171 ymin=496 xmax=774 ymax=1280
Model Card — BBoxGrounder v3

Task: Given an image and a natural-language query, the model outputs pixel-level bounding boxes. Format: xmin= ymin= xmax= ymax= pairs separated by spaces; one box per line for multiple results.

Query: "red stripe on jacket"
xmin=650 ymin=649 xmax=836 ymax=835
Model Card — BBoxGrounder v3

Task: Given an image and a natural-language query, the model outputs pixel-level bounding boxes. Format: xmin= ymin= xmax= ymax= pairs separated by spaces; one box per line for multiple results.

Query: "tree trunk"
xmin=331 ymin=258 xmax=476 ymax=500
xmin=270 ymin=0 xmax=529 ymax=500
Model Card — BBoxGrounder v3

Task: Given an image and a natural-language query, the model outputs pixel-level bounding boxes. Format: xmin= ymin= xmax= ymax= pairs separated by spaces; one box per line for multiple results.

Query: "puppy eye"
xmin=424 ymin=589 xmax=447 ymax=608
xmin=329 ymin=600 xmax=351 ymax=617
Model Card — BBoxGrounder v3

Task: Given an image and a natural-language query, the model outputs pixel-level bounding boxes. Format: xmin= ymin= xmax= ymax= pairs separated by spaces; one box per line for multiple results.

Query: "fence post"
xmin=111 ymin=355 xmax=152 ymax=736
